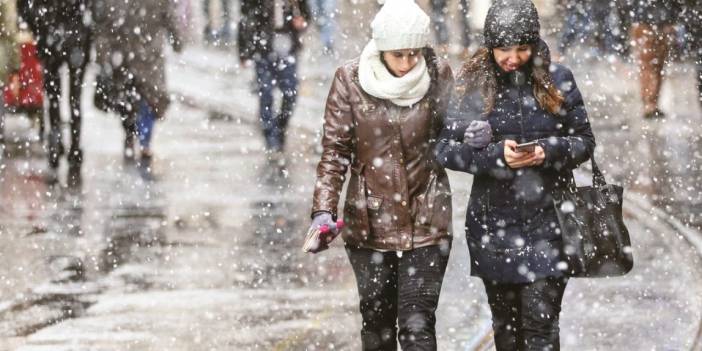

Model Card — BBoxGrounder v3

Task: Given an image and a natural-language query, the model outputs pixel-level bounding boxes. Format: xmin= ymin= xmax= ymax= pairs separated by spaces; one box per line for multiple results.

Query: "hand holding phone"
xmin=504 ymin=140 xmax=545 ymax=169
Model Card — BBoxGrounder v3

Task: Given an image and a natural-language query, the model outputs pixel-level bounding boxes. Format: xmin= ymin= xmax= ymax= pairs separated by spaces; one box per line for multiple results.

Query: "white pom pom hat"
xmin=371 ymin=0 xmax=430 ymax=51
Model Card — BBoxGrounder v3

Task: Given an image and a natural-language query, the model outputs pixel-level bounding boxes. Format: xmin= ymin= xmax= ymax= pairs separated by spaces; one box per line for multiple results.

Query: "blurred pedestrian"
xmin=557 ymin=0 xmax=624 ymax=59
xmin=308 ymin=0 xmax=456 ymax=349
xmin=0 ymin=0 xmax=19 ymax=156
xmin=237 ymin=0 xmax=309 ymax=165
xmin=429 ymin=0 xmax=472 ymax=57
xmin=307 ymin=0 xmax=336 ymax=55
xmin=18 ymin=0 xmax=91 ymax=186
xmin=203 ymin=0 xmax=231 ymax=44
xmin=93 ymin=0 xmax=183 ymax=173
xmin=435 ymin=0 xmax=596 ymax=349
xmin=682 ymin=0 xmax=702 ymax=105
xmin=622 ymin=0 xmax=683 ymax=119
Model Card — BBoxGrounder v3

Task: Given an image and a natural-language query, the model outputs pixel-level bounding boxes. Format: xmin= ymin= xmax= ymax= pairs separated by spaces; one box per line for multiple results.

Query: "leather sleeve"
xmin=433 ymin=62 xmax=455 ymax=139
xmin=311 ymin=67 xmax=355 ymax=217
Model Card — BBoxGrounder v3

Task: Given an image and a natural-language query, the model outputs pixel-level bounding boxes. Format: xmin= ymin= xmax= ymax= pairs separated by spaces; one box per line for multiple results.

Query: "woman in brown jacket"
xmin=308 ymin=0 xmax=458 ymax=349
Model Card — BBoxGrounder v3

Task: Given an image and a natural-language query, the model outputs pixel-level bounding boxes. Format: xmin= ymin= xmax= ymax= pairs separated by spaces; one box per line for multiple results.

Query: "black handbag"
xmin=553 ymin=156 xmax=634 ymax=277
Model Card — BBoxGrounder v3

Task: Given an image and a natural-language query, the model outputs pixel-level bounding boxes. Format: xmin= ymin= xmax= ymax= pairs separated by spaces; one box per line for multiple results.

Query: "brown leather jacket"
xmin=312 ymin=56 xmax=454 ymax=251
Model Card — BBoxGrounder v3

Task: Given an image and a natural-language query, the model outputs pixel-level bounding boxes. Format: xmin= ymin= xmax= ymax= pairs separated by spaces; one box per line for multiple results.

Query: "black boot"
xmin=123 ymin=134 xmax=136 ymax=165
xmin=47 ymin=129 xmax=64 ymax=169
xmin=45 ymin=130 xmax=64 ymax=184
xmin=137 ymin=150 xmax=154 ymax=181
xmin=67 ymin=148 xmax=83 ymax=189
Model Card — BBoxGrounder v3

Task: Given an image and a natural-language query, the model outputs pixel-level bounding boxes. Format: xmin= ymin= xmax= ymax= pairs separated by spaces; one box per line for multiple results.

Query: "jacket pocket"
xmin=415 ymin=172 xmax=438 ymax=227
xmin=415 ymin=172 xmax=452 ymax=233
xmin=344 ymin=163 xmax=371 ymax=237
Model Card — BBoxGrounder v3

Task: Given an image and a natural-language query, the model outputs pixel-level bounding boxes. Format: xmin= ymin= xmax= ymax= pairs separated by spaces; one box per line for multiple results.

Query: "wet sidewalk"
xmin=3 ymin=0 xmax=702 ymax=347
xmin=0 ymin=42 xmax=700 ymax=350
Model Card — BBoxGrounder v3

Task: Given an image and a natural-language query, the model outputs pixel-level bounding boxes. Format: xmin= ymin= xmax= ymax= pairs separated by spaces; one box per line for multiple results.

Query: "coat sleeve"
xmin=434 ymin=91 xmax=509 ymax=177
xmin=536 ymin=67 xmax=596 ymax=171
xmin=311 ymin=67 xmax=355 ymax=218
xmin=432 ymin=62 xmax=455 ymax=140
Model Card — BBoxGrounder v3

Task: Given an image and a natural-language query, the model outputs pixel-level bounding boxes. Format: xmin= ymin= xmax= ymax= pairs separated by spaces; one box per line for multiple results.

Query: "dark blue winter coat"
xmin=435 ymin=47 xmax=596 ymax=284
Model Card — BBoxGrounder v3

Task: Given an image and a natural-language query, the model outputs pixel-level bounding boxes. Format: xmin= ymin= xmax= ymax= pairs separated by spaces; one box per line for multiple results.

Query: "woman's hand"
xmin=504 ymin=140 xmax=546 ymax=168
xmin=464 ymin=120 xmax=492 ymax=148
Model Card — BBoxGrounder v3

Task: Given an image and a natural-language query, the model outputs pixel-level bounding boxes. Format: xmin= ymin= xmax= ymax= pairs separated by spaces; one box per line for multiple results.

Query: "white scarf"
xmin=358 ymin=40 xmax=431 ymax=107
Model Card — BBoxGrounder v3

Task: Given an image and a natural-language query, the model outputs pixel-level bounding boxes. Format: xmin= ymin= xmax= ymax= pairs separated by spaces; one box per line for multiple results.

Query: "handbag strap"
xmin=590 ymin=152 xmax=607 ymax=188
xmin=564 ymin=150 xmax=607 ymax=193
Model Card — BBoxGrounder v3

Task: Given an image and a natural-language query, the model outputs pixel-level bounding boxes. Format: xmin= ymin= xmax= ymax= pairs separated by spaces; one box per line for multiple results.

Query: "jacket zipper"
xmin=517 ymin=80 xmax=526 ymax=222
xmin=518 ymin=83 xmax=525 ymax=143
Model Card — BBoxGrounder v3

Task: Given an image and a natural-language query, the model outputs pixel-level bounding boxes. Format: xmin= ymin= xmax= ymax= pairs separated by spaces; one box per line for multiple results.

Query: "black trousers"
xmin=482 ymin=277 xmax=568 ymax=351
xmin=346 ymin=245 xmax=450 ymax=351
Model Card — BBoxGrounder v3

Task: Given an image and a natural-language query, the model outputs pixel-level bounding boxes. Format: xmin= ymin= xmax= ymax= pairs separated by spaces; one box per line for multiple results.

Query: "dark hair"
xmin=455 ymin=42 xmax=564 ymax=116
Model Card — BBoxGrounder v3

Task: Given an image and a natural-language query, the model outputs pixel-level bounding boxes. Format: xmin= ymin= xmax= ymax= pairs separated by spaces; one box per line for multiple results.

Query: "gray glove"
xmin=303 ymin=212 xmax=339 ymax=253
xmin=464 ymin=120 xmax=492 ymax=149
xmin=310 ymin=212 xmax=337 ymax=234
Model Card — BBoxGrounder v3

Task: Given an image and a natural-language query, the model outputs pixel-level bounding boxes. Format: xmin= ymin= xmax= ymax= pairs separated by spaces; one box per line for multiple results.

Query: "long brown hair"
xmin=454 ymin=41 xmax=564 ymax=116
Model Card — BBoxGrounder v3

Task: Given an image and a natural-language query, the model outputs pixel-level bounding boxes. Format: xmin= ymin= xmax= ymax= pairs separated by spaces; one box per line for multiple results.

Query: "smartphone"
xmin=515 ymin=141 xmax=538 ymax=153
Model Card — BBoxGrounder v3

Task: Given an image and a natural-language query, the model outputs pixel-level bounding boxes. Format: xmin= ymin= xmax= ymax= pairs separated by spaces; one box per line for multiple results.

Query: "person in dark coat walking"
xmin=237 ymin=0 xmax=308 ymax=165
xmin=18 ymin=0 xmax=91 ymax=186
xmin=93 ymin=0 xmax=183 ymax=172
xmin=434 ymin=1 xmax=596 ymax=349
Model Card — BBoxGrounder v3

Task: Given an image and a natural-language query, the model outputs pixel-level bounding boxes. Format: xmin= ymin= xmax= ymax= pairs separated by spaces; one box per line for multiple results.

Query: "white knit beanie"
xmin=371 ymin=0 xmax=430 ymax=51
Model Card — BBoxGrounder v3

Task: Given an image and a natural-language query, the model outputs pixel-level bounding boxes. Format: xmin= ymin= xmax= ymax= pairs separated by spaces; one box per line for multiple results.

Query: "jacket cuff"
xmin=310 ymin=209 xmax=336 ymax=220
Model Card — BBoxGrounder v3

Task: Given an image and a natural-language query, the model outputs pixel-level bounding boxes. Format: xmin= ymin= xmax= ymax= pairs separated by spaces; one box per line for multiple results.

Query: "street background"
xmin=1 ymin=0 xmax=702 ymax=350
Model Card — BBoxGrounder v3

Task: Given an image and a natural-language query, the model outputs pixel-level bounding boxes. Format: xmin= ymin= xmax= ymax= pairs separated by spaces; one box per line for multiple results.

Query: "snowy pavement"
xmin=0 ymin=43 xmax=701 ymax=350
xmin=3 ymin=0 xmax=702 ymax=346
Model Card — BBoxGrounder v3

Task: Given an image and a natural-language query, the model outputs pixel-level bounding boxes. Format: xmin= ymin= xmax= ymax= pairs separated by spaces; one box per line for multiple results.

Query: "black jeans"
xmin=346 ymin=245 xmax=450 ymax=351
xmin=483 ymin=277 xmax=568 ymax=351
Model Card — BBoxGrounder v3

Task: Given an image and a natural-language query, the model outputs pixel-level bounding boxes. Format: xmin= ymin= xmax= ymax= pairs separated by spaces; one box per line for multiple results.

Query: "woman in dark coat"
xmin=435 ymin=0 xmax=595 ymax=349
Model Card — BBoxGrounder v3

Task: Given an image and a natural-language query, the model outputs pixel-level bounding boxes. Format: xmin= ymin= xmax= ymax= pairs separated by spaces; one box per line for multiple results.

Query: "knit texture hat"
xmin=371 ymin=0 xmax=430 ymax=51
xmin=483 ymin=0 xmax=540 ymax=48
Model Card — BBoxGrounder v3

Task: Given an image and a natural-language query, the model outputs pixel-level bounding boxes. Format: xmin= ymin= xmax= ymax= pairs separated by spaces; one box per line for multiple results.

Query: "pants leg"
xmin=346 ymin=247 xmax=400 ymax=351
xmin=254 ymin=56 xmax=276 ymax=151
xmin=319 ymin=0 xmax=336 ymax=49
xmin=220 ymin=0 xmax=231 ymax=38
xmin=520 ymin=277 xmax=568 ymax=351
xmin=203 ymin=0 xmax=212 ymax=35
xmin=137 ymin=100 xmax=157 ymax=150
xmin=397 ymin=245 xmax=450 ymax=351
xmin=483 ymin=280 xmax=521 ymax=351
xmin=122 ymin=84 xmax=140 ymax=143
xmin=43 ymin=58 xmax=63 ymax=167
xmin=631 ymin=23 xmax=674 ymax=115
xmin=458 ymin=0 xmax=471 ymax=48
xmin=430 ymin=0 xmax=449 ymax=46
xmin=274 ymin=55 xmax=298 ymax=151
xmin=67 ymin=47 xmax=88 ymax=158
